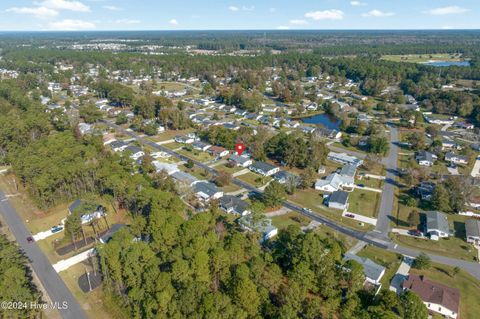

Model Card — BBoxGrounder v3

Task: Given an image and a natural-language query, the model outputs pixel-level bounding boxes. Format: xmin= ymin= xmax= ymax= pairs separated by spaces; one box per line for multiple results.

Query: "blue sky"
xmin=0 ymin=0 xmax=478 ymax=31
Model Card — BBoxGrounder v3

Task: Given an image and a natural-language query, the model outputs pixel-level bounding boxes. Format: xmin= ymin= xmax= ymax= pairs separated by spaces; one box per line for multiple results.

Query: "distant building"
xmin=416 ymin=151 xmax=437 ymax=167
xmin=402 ymin=275 xmax=460 ymax=319
xmin=208 ymin=146 xmax=229 ymax=158
xmin=327 ymin=152 xmax=363 ymax=167
xmin=152 ymin=161 xmax=179 ymax=175
xmin=444 ymin=152 xmax=468 ymax=165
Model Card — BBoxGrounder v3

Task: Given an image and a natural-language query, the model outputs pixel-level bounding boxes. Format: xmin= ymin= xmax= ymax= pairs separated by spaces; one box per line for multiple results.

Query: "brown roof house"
xmin=402 ymin=275 xmax=460 ymax=319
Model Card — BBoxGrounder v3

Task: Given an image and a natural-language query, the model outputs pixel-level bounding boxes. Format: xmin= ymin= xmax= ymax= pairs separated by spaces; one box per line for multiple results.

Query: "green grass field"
xmin=381 ymin=53 xmax=464 ymax=63
xmin=348 ymin=189 xmax=380 ymax=218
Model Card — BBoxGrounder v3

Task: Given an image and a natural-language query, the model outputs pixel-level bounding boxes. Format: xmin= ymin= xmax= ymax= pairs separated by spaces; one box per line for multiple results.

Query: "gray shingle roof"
xmin=329 ymin=190 xmax=349 ymax=205
xmin=425 ymin=211 xmax=450 ymax=234
xmin=343 ymin=253 xmax=385 ymax=282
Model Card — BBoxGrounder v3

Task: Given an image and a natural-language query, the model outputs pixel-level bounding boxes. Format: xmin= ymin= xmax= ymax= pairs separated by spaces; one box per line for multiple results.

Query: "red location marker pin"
xmin=235 ymin=143 xmax=245 ymax=156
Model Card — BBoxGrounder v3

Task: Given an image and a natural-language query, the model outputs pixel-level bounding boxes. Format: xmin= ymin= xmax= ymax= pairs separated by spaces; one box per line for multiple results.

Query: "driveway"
xmin=389 ymin=256 xmax=414 ymax=293
xmin=0 ymin=191 xmax=87 ymax=319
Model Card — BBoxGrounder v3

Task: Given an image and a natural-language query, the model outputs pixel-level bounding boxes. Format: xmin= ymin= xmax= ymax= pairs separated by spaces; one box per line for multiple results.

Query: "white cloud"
xmin=350 ymin=1 xmax=367 ymax=6
xmin=425 ymin=6 xmax=468 ymax=16
xmin=362 ymin=9 xmax=395 ymax=17
xmin=39 ymin=0 xmax=90 ymax=12
xmin=115 ymin=19 xmax=140 ymax=25
xmin=103 ymin=5 xmax=122 ymax=11
xmin=169 ymin=19 xmax=179 ymax=25
xmin=289 ymin=19 xmax=308 ymax=25
xmin=6 ymin=6 xmax=58 ymax=18
xmin=276 ymin=26 xmax=290 ymax=30
xmin=229 ymin=5 xmax=254 ymax=12
xmin=304 ymin=10 xmax=344 ymax=20
xmin=47 ymin=19 xmax=95 ymax=30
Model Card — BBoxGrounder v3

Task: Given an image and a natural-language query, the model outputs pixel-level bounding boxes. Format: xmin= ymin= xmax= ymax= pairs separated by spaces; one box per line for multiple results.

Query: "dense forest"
xmin=0 ymin=232 xmax=42 ymax=318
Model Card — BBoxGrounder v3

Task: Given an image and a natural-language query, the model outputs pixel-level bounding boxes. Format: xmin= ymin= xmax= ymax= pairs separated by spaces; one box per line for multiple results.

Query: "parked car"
xmin=51 ymin=225 xmax=63 ymax=233
xmin=302 ymin=208 xmax=313 ymax=213
xmin=345 ymin=213 xmax=355 ymax=218
xmin=26 ymin=236 xmax=34 ymax=243
xmin=408 ymin=229 xmax=422 ymax=237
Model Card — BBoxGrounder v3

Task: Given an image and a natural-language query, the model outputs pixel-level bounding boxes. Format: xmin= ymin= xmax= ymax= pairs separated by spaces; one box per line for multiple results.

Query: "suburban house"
xmin=171 ymin=171 xmax=198 ymax=186
xmin=444 ymin=152 xmax=468 ymax=165
xmin=298 ymin=125 xmax=316 ymax=135
xmin=77 ymin=123 xmax=93 ymax=135
xmin=416 ymin=182 xmax=436 ymax=201
xmin=423 ymin=114 xmax=455 ymax=125
xmin=192 ymin=141 xmax=211 ymax=152
xmin=110 ymin=140 xmax=129 ymax=152
xmin=327 ymin=152 xmax=363 ymax=167
xmin=219 ymin=195 xmax=251 ymax=216
xmin=272 ymin=171 xmax=300 ymax=185
xmin=315 ymin=173 xmax=355 ymax=193
xmin=193 ymin=181 xmax=223 ymax=202
xmin=315 ymin=164 xmax=356 ymax=193
xmin=327 ymin=190 xmax=349 ymax=211
xmin=425 ymin=211 xmax=450 ymax=240
xmin=228 ymin=153 xmax=253 ymax=168
xmin=238 ymin=215 xmax=278 ymax=242
xmin=416 ymin=151 xmax=437 ymax=167
xmin=124 ymin=145 xmax=145 ymax=160
xmin=68 ymin=200 xmax=106 ymax=224
xmin=208 ymin=146 xmax=230 ymax=158
xmin=175 ymin=135 xmax=195 ymax=144
xmin=442 ymin=139 xmax=460 ymax=151
xmin=343 ymin=253 xmax=386 ymax=287
xmin=315 ymin=128 xmax=342 ymax=140
xmin=402 ymin=275 xmax=460 ymax=319
xmin=465 ymin=219 xmax=480 ymax=245
xmin=250 ymin=161 xmax=280 ymax=176
xmin=152 ymin=161 xmax=179 ymax=175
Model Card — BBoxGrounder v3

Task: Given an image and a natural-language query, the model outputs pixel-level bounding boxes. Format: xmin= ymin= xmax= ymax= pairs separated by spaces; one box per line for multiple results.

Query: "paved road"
xmin=0 ymin=191 xmax=87 ymax=319
xmin=374 ymin=124 xmax=399 ymax=237
xmin=103 ymin=121 xmax=480 ymax=280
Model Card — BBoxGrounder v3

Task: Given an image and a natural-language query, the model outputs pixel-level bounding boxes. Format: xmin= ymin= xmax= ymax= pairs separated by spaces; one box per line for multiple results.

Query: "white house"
xmin=403 ymin=275 xmax=459 ymax=319
xmin=250 ymin=161 xmax=280 ymax=176
xmin=425 ymin=211 xmax=450 ymax=240
xmin=343 ymin=253 xmax=386 ymax=286
xmin=193 ymin=181 xmax=223 ymax=202
xmin=152 ymin=161 xmax=179 ymax=175
xmin=229 ymin=153 xmax=253 ymax=168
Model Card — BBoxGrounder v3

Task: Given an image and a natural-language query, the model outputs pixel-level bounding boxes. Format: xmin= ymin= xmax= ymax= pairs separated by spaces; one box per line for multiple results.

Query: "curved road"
xmin=0 ymin=191 xmax=87 ymax=319
xmin=103 ymin=121 xmax=480 ymax=280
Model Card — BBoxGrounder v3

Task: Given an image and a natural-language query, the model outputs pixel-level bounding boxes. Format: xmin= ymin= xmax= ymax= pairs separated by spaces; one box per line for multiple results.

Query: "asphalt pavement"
xmin=0 ymin=191 xmax=87 ymax=319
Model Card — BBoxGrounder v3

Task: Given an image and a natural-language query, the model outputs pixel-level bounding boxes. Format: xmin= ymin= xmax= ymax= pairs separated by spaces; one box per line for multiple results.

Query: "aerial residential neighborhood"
xmin=0 ymin=1 xmax=480 ymax=319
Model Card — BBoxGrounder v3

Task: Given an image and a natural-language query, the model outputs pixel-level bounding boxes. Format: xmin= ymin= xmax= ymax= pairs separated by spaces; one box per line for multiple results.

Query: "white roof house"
xmin=328 ymin=152 xmax=363 ymax=167
xmin=152 ymin=161 xmax=179 ymax=175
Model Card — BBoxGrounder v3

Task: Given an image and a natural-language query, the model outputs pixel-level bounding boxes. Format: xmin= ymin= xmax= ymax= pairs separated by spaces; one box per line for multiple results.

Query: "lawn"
xmin=391 ymin=233 xmax=477 ymax=262
xmin=162 ymin=142 xmax=184 ymax=150
xmin=177 ymin=148 xmax=214 ymax=163
xmin=219 ymin=184 xmax=241 ymax=193
xmin=270 ymin=212 xmax=310 ymax=230
xmin=356 ymin=176 xmax=384 ymax=189
xmin=288 ymin=189 xmax=374 ymax=231
xmin=357 ymin=245 xmax=403 ymax=288
xmin=348 ymin=189 xmax=380 ymax=218
xmin=216 ymin=163 xmax=244 ymax=175
xmin=59 ymin=262 xmax=128 ymax=319
xmin=410 ymin=262 xmax=480 ymax=319
xmin=237 ymin=172 xmax=271 ymax=188
xmin=148 ymin=128 xmax=195 ymax=142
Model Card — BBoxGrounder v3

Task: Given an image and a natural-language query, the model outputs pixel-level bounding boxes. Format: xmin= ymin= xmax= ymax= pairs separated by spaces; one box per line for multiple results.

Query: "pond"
xmin=422 ymin=61 xmax=471 ymax=67
xmin=301 ymin=113 xmax=341 ymax=130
